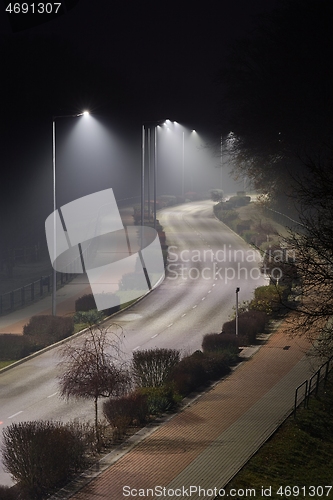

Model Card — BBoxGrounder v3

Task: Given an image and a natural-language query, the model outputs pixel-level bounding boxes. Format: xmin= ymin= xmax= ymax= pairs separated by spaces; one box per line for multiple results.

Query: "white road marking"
xmin=167 ymin=323 xmax=173 ymax=328
xmin=8 ymin=411 xmax=23 ymax=419
xmin=181 ymin=313 xmax=186 ymax=317
xmin=202 ymin=297 xmax=206 ymax=301
xmin=151 ymin=334 xmax=158 ymax=338
xmin=192 ymin=305 xmax=197 ymax=309
xmin=132 ymin=346 xmax=141 ymax=351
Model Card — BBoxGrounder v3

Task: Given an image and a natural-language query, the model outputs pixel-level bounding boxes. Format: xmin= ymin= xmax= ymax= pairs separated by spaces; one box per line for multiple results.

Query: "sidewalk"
xmin=0 ymin=274 xmax=92 ymax=334
xmin=61 ymin=320 xmax=313 ymax=500
xmin=0 ymin=206 xmax=134 ymax=334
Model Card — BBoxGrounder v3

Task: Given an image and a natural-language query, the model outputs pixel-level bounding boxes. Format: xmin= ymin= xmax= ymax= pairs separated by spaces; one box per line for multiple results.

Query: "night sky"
xmin=0 ymin=0 xmax=278 ymax=249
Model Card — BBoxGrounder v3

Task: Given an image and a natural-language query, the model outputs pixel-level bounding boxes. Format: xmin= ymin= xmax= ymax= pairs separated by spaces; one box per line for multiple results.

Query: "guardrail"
xmin=294 ymin=356 xmax=333 ymax=417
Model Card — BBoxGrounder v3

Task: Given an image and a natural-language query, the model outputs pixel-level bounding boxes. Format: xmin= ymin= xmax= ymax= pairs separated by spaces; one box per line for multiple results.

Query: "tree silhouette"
xmin=58 ymin=321 xmax=130 ymax=448
xmin=284 ymin=154 xmax=333 ymax=358
xmin=219 ymin=0 xmax=333 ymax=199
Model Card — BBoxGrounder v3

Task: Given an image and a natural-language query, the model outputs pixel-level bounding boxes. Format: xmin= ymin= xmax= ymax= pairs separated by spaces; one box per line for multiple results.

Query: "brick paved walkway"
xmin=67 ymin=321 xmax=313 ymax=500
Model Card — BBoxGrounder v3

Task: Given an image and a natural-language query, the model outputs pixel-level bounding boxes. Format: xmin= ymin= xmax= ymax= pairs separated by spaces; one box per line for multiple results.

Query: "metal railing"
xmin=294 ymin=356 xmax=333 ymax=417
xmin=0 ymin=271 xmax=76 ymax=316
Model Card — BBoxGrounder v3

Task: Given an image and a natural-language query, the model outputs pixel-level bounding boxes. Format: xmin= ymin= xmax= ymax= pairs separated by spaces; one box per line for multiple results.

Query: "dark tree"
xmin=218 ymin=0 xmax=333 ymax=199
xmin=284 ymin=155 xmax=333 ymax=358
xmin=58 ymin=323 xmax=130 ymax=448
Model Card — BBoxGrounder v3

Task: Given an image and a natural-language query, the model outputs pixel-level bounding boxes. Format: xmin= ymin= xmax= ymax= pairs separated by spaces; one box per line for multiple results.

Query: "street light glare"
xmin=83 ymin=110 xmax=89 ymax=116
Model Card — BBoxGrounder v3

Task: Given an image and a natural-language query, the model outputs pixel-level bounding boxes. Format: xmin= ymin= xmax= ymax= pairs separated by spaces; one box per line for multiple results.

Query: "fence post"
xmin=324 ymin=357 xmax=332 ymax=387
xmin=294 ymin=380 xmax=308 ymax=418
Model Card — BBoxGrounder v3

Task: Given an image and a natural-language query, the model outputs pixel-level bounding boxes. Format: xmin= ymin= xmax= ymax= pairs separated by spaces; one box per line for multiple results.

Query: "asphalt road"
xmin=0 ymin=200 xmax=267 ymax=487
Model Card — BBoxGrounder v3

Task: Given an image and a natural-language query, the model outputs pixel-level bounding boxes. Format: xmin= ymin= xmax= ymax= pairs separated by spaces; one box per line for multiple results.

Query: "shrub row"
xmin=0 ymin=334 xmax=33 ymax=361
xmin=103 ymin=343 xmax=235 ymax=437
xmin=23 ymin=315 xmax=74 ymax=350
xmin=170 ymin=350 xmax=231 ymax=396
xmin=222 ymin=310 xmax=266 ymax=344
xmin=251 ymin=285 xmax=288 ymax=314
xmin=0 ymin=316 xmax=75 ymax=362
xmin=74 ymin=293 xmax=121 ymax=316
xmin=202 ymin=332 xmax=239 ymax=354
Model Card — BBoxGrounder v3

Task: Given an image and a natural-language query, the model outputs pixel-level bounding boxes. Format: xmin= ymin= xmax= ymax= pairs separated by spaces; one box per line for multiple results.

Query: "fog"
xmin=38 ymin=115 xmax=244 ymax=211
xmin=155 ymin=121 xmax=243 ymax=197
xmin=1 ymin=115 xmax=246 ymax=252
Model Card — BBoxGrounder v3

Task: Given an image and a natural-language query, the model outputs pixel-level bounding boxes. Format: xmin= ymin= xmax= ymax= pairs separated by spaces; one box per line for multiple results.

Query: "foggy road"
xmin=0 ymin=200 xmax=266 ymax=486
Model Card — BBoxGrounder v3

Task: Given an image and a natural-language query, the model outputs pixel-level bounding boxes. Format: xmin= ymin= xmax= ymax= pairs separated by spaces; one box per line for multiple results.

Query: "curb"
xmin=0 ymin=272 xmax=165 ymax=375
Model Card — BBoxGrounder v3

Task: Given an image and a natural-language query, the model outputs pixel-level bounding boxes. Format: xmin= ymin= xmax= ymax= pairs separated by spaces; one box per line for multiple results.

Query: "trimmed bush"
xmin=103 ymin=392 xmax=149 ymax=431
xmin=214 ymin=205 xmax=238 ymax=224
xmin=244 ymin=310 xmax=266 ymax=332
xmin=236 ymin=221 xmax=251 ymax=233
xmin=0 ymin=334 xmax=34 ymax=361
xmin=75 ymin=293 xmax=120 ymax=316
xmin=242 ymin=230 xmax=258 ymax=244
xmin=132 ymin=348 xmax=180 ymax=388
xmin=23 ymin=315 xmax=74 ymax=348
xmin=169 ymin=353 xmax=209 ymax=396
xmin=75 ymin=293 xmax=96 ymax=312
xmin=138 ymin=385 xmax=180 ymax=414
xmin=2 ymin=421 xmax=88 ymax=499
xmin=119 ymin=271 xmax=148 ymax=291
xmin=251 ymin=285 xmax=288 ymax=314
xmin=201 ymin=352 xmax=231 ymax=380
xmin=210 ymin=189 xmax=223 ymax=202
xmin=73 ymin=309 xmax=105 ymax=325
xmin=222 ymin=310 xmax=266 ymax=345
xmin=226 ymin=195 xmax=251 ymax=208
xmin=202 ymin=333 xmax=239 ymax=354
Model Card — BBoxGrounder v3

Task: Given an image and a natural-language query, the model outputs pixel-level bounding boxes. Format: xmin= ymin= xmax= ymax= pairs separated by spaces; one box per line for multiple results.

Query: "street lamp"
xmin=235 ymin=287 xmax=240 ymax=336
xmin=52 ymin=110 xmax=89 ymax=316
xmin=220 ymin=134 xmax=223 ymax=193
xmin=171 ymin=123 xmax=196 ymax=197
xmin=142 ymin=119 xmax=165 ymax=231
xmin=182 ymin=130 xmax=185 ymax=197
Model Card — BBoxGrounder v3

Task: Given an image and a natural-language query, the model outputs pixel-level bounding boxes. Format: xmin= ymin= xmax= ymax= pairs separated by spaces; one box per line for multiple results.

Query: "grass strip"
xmin=219 ymin=377 xmax=333 ymax=499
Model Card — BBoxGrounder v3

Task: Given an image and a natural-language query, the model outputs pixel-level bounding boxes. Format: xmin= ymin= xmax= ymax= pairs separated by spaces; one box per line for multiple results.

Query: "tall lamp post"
xmin=182 ymin=130 xmax=185 ymax=198
xmin=220 ymin=134 xmax=223 ymax=194
xmin=142 ymin=119 xmax=165 ymax=231
xmin=235 ymin=287 xmax=240 ymax=336
xmin=52 ymin=110 xmax=89 ymax=316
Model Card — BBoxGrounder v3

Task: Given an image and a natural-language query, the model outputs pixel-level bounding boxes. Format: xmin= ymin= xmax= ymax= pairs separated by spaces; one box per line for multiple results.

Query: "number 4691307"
xmin=6 ymin=3 xmax=62 ymax=14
